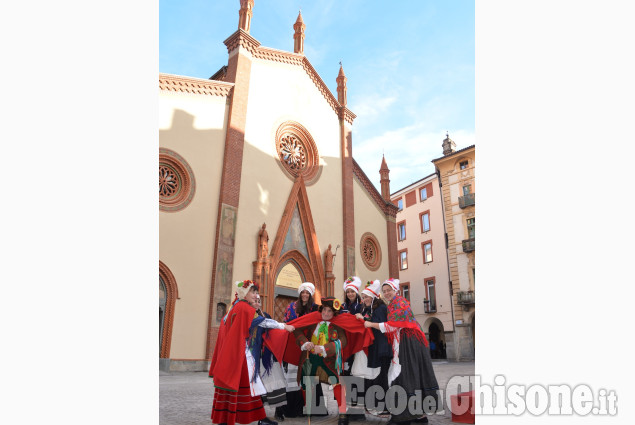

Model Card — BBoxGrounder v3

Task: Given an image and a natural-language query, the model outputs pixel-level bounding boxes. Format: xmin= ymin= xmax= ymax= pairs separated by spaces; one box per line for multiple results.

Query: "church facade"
xmin=159 ymin=1 xmax=398 ymax=371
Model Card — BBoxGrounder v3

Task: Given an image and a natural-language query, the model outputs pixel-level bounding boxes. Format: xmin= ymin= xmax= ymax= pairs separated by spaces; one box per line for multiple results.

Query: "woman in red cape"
xmin=209 ymin=280 xmax=294 ymax=425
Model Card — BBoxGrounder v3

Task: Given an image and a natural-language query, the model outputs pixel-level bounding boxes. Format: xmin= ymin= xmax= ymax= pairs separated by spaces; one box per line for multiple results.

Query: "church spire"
xmin=293 ymin=10 xmax=305 ymax=54
xmin=238 ymin=0 xmax=255 ymax=33
xmin=336 ymin=62 xmax=347 ymax=106
xmin=380 ymin=155 xmax=391 ymax=201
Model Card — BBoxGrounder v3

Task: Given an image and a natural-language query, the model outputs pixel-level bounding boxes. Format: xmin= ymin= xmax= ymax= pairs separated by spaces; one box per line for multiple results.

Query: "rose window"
xmin=360 ymin=232 xmax=381 ymax=271
xmin=159 ymin=148 xmax=196 ymax=212
xmin=275 ymin=122 xmax=320 ymax=184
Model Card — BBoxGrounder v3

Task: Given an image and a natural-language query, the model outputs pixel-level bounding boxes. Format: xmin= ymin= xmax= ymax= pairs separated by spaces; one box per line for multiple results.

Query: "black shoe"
xmin=337 ymin=414 xmax=349 ymax=425
xmin=274 ymin=407 xmax=285 ymax=422
xmin=412 ymin=417 xmax=428 ymax=423
xmin=258 ymin=418 xmax=278 ymax=425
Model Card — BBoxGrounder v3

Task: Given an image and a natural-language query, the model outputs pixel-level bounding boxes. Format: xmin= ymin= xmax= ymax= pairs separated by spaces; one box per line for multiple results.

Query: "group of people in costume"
xmin=209 ymin=276 xmax=439 ymax=425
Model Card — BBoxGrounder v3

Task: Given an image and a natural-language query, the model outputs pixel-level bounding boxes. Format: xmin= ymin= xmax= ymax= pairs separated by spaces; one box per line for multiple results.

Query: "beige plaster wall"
xmin=352 ymin=177 xmax=390 ymax=289
xmin=159 ymin=90 xmax=228 ymax=359
xmin=232 ymin=58 xmax=344 ymax=289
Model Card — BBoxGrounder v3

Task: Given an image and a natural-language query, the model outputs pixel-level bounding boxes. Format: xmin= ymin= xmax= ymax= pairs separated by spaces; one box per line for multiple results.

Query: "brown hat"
xmin=319 ymin=296 xmax=341 ymax=314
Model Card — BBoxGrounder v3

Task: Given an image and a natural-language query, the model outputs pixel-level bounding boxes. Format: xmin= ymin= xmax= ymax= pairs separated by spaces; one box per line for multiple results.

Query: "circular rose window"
xmin=159 ymin=148 xmax=195 ymax=212
xmin=360 ymin=232 xmax=382 ymax=271
xmin=275 ymin=122 xmax=320 ymax=184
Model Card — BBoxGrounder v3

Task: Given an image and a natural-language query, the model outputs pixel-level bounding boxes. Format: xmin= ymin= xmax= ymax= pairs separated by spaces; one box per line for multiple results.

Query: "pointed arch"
xmin=264 ymin=176 xmax=326 ymax=314
xmin=159 ymin=260 xmax=178 ymax=359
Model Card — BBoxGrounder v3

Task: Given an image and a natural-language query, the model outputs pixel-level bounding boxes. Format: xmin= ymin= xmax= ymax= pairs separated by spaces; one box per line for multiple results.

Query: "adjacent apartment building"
xmin=389 ymin=164 xmax=453 ymax=360
xmin=432 ymin=134 xmax=475 ymax=360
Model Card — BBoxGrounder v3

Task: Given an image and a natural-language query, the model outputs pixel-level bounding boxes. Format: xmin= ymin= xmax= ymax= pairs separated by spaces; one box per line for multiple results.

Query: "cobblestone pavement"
xmin=160 ymin=361 xmax=474 ymax=425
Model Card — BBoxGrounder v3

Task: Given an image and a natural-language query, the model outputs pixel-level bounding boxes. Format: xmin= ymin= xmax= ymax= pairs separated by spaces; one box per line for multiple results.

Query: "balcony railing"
xmin=457 ymin=290 xmax=475 ymax=305
xmin=462 ymin=238 xmax=475 ymax=252
xmin=459 ymin=193 xmax=475 ymax=208
xmin=423 ymin=301 xmax=437 ymax=313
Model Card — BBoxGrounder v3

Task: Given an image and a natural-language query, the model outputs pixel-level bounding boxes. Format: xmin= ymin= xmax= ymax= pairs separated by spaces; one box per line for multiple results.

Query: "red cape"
xmin=264 ymin=311 xmax=374 ymax=366
xmin=208 ymin=301 xmax=255 ymax=392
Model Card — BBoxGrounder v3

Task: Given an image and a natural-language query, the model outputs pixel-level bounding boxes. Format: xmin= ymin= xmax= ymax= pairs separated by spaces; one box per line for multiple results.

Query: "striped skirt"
xmin=211 ymin=362 xmax=266 ymax=425
xmin=260 ymin=361 xmax=287 ymax=408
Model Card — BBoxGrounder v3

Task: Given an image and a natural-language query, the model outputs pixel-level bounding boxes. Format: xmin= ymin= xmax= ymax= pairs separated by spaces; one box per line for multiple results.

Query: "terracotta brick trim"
xmin=159 ymin=73 xmax=234 ymax=97
xmin=159 ymin=261 xmax=178 ymax=359
xmin=352 ymin=159 xmax=398 ymax=217
xmin=265 ymin=177 xmax=327 ymax=313
xmin=224 ymin=29 xmax=261 ymax=55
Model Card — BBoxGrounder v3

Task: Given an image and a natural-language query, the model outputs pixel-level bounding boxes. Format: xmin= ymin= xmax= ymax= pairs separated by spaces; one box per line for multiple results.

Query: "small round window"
xmin=159 ymin=148 xmax=195 ymax=212
xmin=360 ymin=232 xmax=382 ymax=271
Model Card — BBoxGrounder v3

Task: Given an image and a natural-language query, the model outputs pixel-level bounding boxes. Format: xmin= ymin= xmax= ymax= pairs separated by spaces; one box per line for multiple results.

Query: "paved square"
xmin=160 ymin=361 xmax=474 ymax=425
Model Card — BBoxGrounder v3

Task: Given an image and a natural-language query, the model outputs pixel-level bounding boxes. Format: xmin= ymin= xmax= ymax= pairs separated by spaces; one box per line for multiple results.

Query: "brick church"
xmin=159 ymin=0 xmax=398 ymax=371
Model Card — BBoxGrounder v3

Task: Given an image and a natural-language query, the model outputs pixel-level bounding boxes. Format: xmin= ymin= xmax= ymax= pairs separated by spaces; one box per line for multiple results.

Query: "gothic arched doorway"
xmin=271 ymin=254 xmax=313 ymax=322
xmin=159 ymin=261 xmax=178 ymax=359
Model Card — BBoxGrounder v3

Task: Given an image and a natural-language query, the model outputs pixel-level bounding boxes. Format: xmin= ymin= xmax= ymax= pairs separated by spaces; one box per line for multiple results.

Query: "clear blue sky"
xmin=160 ymin=0 xmax=474 ymax=192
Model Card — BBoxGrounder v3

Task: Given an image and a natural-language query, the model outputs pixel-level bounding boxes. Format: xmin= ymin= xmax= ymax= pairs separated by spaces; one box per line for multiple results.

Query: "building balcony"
xmin=462 ymin=238 xmax=475 ymax=252
xmin=423 ymin=300 xmax=436 ymax=313
xmin=459 ymin=193 xmax=475 ymax=208
xmin=457 ymin=290 xmax=475 ymax=305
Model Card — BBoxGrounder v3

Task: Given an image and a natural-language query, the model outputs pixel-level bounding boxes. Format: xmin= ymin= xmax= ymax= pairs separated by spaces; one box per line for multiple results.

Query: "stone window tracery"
xmin=275 ymin=121 xmax=320 ymax=184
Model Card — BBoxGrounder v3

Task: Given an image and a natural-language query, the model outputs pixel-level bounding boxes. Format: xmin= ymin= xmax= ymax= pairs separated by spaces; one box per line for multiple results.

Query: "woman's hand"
xmin=301 ymin=342 xmax=315 ymax=351
xmin=364 ymin=321 xmax=374 ymax=328
xmin=284 ymin=324 xmax=295 ymax=332
xmin=355 ymin=313 xmax=364 ymax=320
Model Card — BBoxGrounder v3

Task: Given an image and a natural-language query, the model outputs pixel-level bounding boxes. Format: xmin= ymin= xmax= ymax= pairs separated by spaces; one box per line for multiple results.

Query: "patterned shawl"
xmin=386 ymin=294 xmax=428 ymax=347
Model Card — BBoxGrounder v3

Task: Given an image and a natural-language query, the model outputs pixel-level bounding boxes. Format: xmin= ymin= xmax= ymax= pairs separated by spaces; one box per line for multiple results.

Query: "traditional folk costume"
xmin=352 ymin=279 xmax=392 ymax=416
xmin=209 ymin=280 xmax=287 ymax=425
xmin=339 ymin=277 xmax=365 ymax=418
xmin=279 ymin=282 xmax=319 ymax=419
xmin=278 ymin=297 xmax=374 ymax=425
xmin=341 ymin=276 xmax=364 ymax=316
xmin=257 ymin=309 xmax=288 ymax=409
xmin=379 ymin=278 xmax=440 ymax=424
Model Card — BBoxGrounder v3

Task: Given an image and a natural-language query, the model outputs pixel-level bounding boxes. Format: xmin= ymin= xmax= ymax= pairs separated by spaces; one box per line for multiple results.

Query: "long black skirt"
xmin=389 ymin=333 xmax=440 ymax=422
